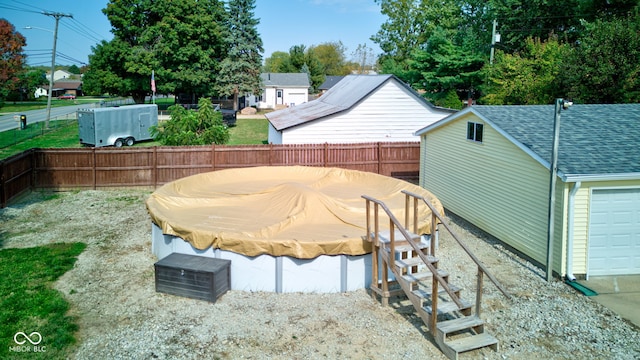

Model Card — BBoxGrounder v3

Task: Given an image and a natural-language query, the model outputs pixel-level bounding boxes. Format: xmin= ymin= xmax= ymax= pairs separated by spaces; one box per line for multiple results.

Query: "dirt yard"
xmin=1 ymin=189 xmax=638 ymax=359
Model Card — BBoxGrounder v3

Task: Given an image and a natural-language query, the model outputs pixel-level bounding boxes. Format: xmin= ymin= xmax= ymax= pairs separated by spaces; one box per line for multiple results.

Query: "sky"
xmin=0 ymin=0 xmax=386 ymax=67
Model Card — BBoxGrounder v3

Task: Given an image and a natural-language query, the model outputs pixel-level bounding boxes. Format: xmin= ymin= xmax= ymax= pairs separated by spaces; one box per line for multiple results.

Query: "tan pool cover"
xmin=146 ymin=166 xmax=443 ymax=259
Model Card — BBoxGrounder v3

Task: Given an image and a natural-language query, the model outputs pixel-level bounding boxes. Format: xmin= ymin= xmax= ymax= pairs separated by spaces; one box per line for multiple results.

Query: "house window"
xmin=467 ymin=122 xmax=483 ymax=143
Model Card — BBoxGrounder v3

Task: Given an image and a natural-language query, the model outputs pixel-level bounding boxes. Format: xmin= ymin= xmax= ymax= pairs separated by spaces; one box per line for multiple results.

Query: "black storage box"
xmin=154 ymin=253 xmax=231 ymax=303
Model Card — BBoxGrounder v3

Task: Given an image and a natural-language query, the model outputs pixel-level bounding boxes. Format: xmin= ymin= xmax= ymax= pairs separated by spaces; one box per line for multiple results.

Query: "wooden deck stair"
xmin=363 ymin=192 xmax=510 ymax=360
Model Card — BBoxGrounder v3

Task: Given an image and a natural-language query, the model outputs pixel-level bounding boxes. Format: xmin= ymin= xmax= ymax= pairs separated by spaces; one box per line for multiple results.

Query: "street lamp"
xmin=546 ymin=98 xmax=573 ymax=282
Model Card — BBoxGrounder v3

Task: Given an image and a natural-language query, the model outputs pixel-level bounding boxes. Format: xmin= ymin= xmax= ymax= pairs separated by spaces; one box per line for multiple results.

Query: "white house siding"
xmin=421 ymin=113 xmax=555 ymax=267
xmin=259 ymin=87 xmax=308 ymax=109
xmin=262 ymin=88 xmax=276 ymax=109
xmin=283 ymin=90 xmax=307 ymax=107
xmin=281 ymin=81 xmax=445 ymax=144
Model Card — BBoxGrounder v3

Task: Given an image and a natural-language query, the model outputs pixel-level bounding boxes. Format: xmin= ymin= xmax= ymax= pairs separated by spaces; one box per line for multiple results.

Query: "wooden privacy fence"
xmin=0 ymin=142 xmax=420 ymax=208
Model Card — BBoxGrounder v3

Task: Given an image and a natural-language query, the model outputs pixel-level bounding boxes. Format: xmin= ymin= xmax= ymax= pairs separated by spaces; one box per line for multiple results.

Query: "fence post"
xmin=0 ymin=158 xmax=5 ymax=208
xmin=153 ymin=146 xmax=158 ymax=188
xmin=323 ymin=143 xmax=328 ymax=168
xmin=29 ymin=148 xmax=35 ymax=191
xmin=211 ymin=144 xmax=216 ymax=172
xmin=92 ymin=147 xmax=97 ymax=190
xmin=377 ymin=142 xmax=382 ymax=175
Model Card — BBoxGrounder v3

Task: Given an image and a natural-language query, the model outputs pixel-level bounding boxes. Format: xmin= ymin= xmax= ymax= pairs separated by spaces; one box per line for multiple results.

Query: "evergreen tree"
xmin=215 ymin=0 xmax=263 ymax=111
xmin=410 ymin=28 xmax=485 ymax=108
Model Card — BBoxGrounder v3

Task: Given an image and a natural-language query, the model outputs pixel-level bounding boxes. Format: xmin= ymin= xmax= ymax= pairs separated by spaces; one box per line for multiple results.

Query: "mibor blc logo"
xmin=9 ymin=331 xmax=47 ymax=353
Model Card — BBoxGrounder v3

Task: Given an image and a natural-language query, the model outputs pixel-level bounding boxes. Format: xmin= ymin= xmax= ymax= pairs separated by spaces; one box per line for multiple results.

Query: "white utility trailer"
xmin=78 ymin=104 xmax=158 ymax=147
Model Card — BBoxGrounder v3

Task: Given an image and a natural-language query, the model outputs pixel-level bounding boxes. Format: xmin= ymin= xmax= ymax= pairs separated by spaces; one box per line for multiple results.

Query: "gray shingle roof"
xmin=318 ymin=76 xmax=345 ymax=90
xmin=266 ymin=75 xmax=449 ymax=131
xmin=422 ymin=104 xmax=640 ymax=180
xmin=261 ymin=73 xmax=310 ymax=87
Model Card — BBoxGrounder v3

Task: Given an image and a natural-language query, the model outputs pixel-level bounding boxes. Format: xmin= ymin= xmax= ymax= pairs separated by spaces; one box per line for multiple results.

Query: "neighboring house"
xmin=246 ymin=73 xmax=310 ymax=110
xmin=318 ymin=76 xmax=344 ymax=94
xmin=34 ymin=87 xmax=47 ymax=98
xmin=42 ymin=80 xmax=83 ymax=98
xmin=46 ymin=69 xmax=72 ymax=82
xmin=265 ymin=74 xmax=454 ymax=144
xmin=415 ymin=104 xmax=640 ymax=279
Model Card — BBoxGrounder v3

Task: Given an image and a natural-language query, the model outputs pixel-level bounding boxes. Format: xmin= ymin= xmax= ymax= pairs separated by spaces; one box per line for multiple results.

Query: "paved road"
xmin=0 ymin=103 xmax=98 ymax=133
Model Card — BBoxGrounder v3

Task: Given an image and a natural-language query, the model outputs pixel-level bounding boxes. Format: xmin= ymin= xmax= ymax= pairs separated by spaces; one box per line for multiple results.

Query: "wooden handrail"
xmin=401 ymin=190 xmax=511 ymax=299
xmin=363 ymin=195 xmax=465 ymax=310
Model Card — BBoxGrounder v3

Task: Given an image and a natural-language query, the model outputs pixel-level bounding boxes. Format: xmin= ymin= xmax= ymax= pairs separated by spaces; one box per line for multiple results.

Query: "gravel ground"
xmin=1 ymin=189 xmax=639 ymax=359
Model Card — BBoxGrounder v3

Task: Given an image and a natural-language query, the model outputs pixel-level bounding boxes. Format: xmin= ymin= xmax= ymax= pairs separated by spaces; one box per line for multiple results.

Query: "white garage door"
xmin=588 ymin=188 xmax=640 ymax=276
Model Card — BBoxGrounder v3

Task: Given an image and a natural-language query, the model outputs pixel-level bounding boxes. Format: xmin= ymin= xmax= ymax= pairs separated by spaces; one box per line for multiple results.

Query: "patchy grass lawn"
xmin=0 ymin=242 xmax=86 ymax=359
xmin=0 ymin=114 xmax=269 ymax=160
xmin=0 ymin=120 xmax=80 ymax=160
xmin=0 ymin=99 xmax=100 ymax=114
xmin=227 ymin=118 xmax=269 ymax=145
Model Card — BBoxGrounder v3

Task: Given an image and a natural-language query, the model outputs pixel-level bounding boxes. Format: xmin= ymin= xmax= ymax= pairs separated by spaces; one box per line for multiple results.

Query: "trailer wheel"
xmin=125 ymin=137 xmax=135 ymax=146
xmin=114 ymin=138 xmax=124 ymax=147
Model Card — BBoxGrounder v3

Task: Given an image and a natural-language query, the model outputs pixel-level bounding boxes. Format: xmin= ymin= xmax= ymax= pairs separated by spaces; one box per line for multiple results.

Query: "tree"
xmin=288 ymin=44 xmax=307 ymax=71
xmin=372 ymin=0 xmax=429 ymax=70
xmin=302 ymin=47 xmax=325 ymax=92
xmin=561 ymin=16 xmax=640 ymax=103
xmin=410 ymin=28 xmax=485 ymax=108
xmin=351 ymin=43 xmax=375 ymax=74
xmin=83 ymin=39 xmax=139 ymax=96
xmin=489 ymin=0 xmax=583 ymax=54
xmin=481 ymin=37 xmax=569 ymax=105
xmin=263 ymin=51 xmax=292 ymax=72
xmin=18 ymin=69 xmax=46 ymax=100
xmin=215 ymin=0 xmax=263 ymax=111
xmin=0 ymin=19 xmax=26 ymax=106
xmin=311 ymin=42 xmax=351 ymax=75
xmin=86 ymin=0 xmax=227 ymax=103
xmin=67 ymin=65 xmax=81 ymax=74
xmin=150 ymin=98 xmax=229 ymax=145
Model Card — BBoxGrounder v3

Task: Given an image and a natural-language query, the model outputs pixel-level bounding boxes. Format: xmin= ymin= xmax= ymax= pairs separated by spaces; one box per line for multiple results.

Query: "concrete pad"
xmin=578 ymin=275 xmax=640 ymax=328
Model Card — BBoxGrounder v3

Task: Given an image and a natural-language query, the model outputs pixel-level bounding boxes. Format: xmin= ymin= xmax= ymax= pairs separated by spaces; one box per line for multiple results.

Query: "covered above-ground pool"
xmin=147 ymin=166 xmax=442 ymax=293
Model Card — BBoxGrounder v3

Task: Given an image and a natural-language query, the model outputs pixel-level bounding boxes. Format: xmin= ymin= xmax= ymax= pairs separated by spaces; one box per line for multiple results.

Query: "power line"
xmin=56 ymin=51 xmax=87 ymax=65
xmin=68 ymin=18 xmax=107 ymax=43
xmin=0 ymin=3 xmax=41 ymax=14
xmin=10 ymin=0 xmax=48 ymax=13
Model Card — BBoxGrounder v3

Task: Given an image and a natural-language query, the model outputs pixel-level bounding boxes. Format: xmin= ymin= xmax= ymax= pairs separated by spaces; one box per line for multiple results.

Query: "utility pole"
xmin=490 ymin=19 xmax=498 ymax=65
xmin=43 ymin=11 xmax=73 ymax=129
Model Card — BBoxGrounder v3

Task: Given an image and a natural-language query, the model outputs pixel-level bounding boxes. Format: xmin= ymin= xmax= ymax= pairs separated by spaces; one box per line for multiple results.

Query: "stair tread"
xmin=444 ymin=332 xmax=498 ymax=353
xmin=424 ymin=298 xmax=472 ymax=314
xmin=413 ymin=285 xmax=461 ymax=299
xmin=376 ymin=229 xmax=421 ymax=243
xmin=395 ymin=255 xmax=438 ymax=268
xmin=402 ymin=269 xmax=448 ymax=283
xmin=389 ymin=243 xmax=430 ymax=253
xmin=437 ymin=315 xmax=484 ymax=335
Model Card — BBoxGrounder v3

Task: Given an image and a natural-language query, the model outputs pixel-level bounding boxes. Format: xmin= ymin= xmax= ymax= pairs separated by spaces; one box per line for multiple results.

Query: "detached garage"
xmin=415 ymin=104 xmax=640 ymax=279
xmin=265 ymin=75 xmax=454 ymax=144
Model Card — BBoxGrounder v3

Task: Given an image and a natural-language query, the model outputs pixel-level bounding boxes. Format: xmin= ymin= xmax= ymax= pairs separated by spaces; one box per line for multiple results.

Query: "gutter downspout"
xmin=566 ymin=181 xmax=581 ymax=281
